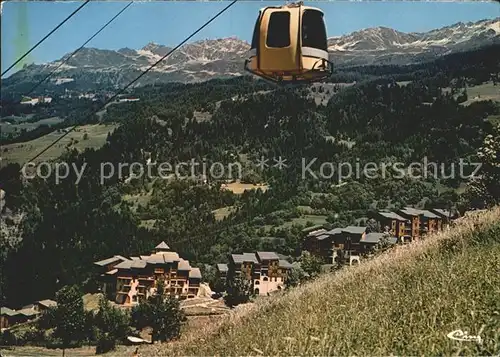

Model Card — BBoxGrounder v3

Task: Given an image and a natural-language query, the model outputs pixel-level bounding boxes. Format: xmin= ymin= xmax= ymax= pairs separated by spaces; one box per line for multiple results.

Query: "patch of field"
xmin=222 ymin=182 xmax=268 ymax=194
xmin=0 ymin=116 xmax=64 ymax=135
xmin=396 ymin=81 xmax=412 ymax=86
xmin=440 ymin=82 xmax=499 ymax=106
xmin=212 ymin=206 xmax=235 ymax=221
xmin=464 ymin=82 xmax=500 ymax=104
xmin=264 ymin=214 xmax=328 ymax=232
xmin=1 ymin=124 xmax=119 ymax=167
xmin=286 ymin=214 xmax=328 ymax=228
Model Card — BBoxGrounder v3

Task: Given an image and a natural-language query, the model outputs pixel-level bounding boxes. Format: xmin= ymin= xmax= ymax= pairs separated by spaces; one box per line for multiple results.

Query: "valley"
xmin=0 ymin=7 xmax=499 ymax=357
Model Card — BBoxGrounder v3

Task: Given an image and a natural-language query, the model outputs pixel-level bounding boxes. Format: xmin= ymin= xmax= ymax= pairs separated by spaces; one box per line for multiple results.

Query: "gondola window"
xmin=266 ymin=12 xmax=291 ymax=48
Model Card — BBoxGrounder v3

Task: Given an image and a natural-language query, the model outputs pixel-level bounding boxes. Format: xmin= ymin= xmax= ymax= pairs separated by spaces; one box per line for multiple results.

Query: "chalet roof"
xmin=362 ymin=233 xmax=386 ymax=244
xmin=342 ymin=226 xmax=367 ymax=235
xmin=94 ymin=255 xmax=127 ymax=267
xmin=316 ymin=234 xmax=331 ymax=241
xmin=17 ymin=308 xmax=40 ymax=317
xmin=115 ymin=259 xmax=147 ymax=270
xmin=145 ymin=255 xmax=167 ymax=264
xmin=104 ymin=269 xmax=118 ymax=275
xmin=178 ymin=259 xmax=191 ymax=271
xmin=399 ymin=207 xmax=424 ymax=217
xmin=304 ymin=225 xmax=327 ymax=234
xmin=189 ymin=267 xmax=202 ymax=279
xmin=431 ymin=208 xmax=453 ymax=218
xmin=420 ymin=210 xmax=440 ymax=219
xmin=256 ymin=251 xmax=280 ymax=261
xmin=37 ymin=299 xmax=57 ymax=308
xmin=217 ymin=263 xmax=229 ymax=272
xmin=143 ymin=252 xmax=180 ymax=264
xmin=278 ymin=260 xmax=293 ymax=269
xmin=325 ymin=228 xmax=343 ymax=235
xmin=132 ymin=260 xmax=148 ymax=269
xmin=231 ymin=253 xmax=259 ymax=264
xmin=155 ymin=241 xmax=171 ymax=250
xmin=1 ymin=307 xmax=19 ymax=316
xmin=378 ymin=211 xmax=408 ymax=221
xmin=362 ymin=233 xmax=398 ymax=245
xmin=306 ymin=228 xmax=327 ymax=237
xmin=158 ymin=252 xmax=180 ymax=262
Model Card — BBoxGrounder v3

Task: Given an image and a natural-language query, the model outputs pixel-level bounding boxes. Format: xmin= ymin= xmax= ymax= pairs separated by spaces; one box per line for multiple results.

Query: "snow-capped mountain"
xmin=3 ymin=18 xmax=498 ymax=91
xmin=327 ymin=18 xmax=499 ymax=65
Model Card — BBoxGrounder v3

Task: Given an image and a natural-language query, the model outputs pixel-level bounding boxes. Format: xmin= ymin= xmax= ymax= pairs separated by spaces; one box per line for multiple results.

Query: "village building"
xmin=0 ymin=307 xmax=20 ymax=330
xmin=0 ymin=298 xmax=57 ymax=330
xmin=419 ymin=209 xmax=442 ymax=234
xmin=430 ymin=208 xmax=457 ymax=227
xmin=34 ymin=299 xmax=57 ymax=313
xmin=303 ymin=207 xmax=458 ymax=266
xmin=397 ymin=207 xmax=424 ymax=239
xmin=0 ymin=306 xmax=42 ymax=330
xmin=373 ymin=211 xmax=410 ymax=239
xmin=341 ymin=226 xmax=367 ymax=252
xmin=359 ymin=232 xmax=398 ymax=253
xmin=93 ymin=241 xmax=202 ymax=306
xmin=303 ymin=227 xmax=343 ymax=263
xmin=225 ymin=251 xmax=292 ymax=296
xmin=216 ymin=263 xmax=229 ymax=280
xmin=396 ymin=207 xmax=444 ymax=236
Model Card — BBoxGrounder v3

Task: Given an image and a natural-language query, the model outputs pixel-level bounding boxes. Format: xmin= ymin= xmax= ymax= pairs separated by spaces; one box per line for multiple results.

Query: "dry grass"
xmin=148 ymin=207 xmax=500 ymax=356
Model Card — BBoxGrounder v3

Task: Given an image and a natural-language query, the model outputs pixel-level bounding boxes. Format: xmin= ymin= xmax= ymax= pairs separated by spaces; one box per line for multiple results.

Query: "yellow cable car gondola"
xmin=245 ymin=1 xmax=333 ymax=84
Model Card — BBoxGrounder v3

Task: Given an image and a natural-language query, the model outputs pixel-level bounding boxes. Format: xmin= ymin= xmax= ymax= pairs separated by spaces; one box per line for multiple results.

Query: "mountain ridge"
xmin=2 ymin=17 xmax=498 ymax=91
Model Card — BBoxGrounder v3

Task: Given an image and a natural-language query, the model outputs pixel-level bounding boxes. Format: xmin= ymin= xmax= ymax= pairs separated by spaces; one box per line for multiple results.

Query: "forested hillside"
xmin=0 ymin=44 xmax=499 ymax=308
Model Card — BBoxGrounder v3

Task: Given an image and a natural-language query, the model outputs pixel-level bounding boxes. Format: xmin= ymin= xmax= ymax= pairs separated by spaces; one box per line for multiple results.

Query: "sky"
xmin=1 ymin=1 xmax=499 ymax=76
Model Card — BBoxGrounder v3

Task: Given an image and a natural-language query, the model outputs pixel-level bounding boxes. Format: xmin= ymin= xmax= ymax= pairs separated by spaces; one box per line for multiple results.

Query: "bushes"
xmin=95 ymin=333 xmax=116 ymax=355
xmin=130 ymin=280 xmax=185 ymax=343
xmin=224 ymin=276 xmax=254 ymax=308
xmin=93 ymin=297 xmax=131 ymax=354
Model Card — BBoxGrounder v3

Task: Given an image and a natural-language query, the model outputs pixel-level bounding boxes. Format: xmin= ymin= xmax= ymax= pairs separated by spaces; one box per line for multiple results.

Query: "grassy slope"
xmin=153 ymin=207 xmax=500 ymax=356
xmin=1 ymin=124 xmax=119 ymax=167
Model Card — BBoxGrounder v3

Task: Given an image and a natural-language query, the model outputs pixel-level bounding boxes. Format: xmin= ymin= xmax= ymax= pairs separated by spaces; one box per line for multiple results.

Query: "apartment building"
xmin=225 ymin=251 xmax=292 ymax=296
xmin=94 ymin=241 xmax=202 ymax=306
xmin=430 ymin=208 xmax=457 ymax=228
xmin=374 ymin=211 xmax=410 ymax=239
